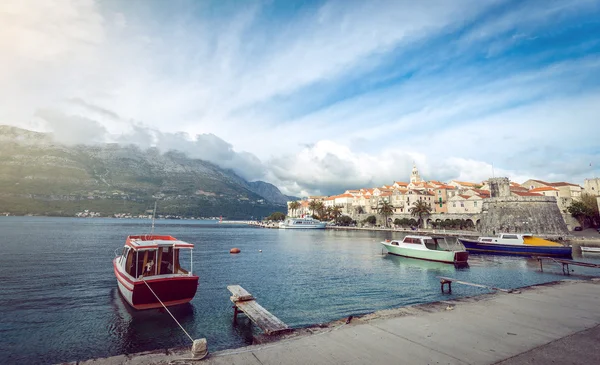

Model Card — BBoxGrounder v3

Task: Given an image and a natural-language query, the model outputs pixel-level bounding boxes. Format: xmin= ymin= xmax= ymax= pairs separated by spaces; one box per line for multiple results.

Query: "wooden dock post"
xmin=440 ymin=278 xmax=452 ymax=293
xmin=227 ymin=285 xmax=290 ymax=335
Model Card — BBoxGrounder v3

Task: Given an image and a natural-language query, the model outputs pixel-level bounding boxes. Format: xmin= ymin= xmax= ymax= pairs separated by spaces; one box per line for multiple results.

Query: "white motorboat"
xmin=381 ymin=235 xmax=469 ymax=265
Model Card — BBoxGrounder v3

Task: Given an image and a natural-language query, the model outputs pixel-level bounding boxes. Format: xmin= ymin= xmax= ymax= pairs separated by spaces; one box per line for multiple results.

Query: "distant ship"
xmin=279 ymin=217 xmax=326 ymax=229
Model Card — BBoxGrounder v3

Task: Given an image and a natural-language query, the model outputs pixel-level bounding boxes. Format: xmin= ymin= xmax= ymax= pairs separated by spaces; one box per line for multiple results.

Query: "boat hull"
xmin=381 ymin=243 xmax=468 ymax=264
xmin=113 ymin=259 xmax=199 ymax=310
xmin=279 ymin=224 xmax=326 ymax=229
xmin=458 ymin=239 xmax=572 ymax=258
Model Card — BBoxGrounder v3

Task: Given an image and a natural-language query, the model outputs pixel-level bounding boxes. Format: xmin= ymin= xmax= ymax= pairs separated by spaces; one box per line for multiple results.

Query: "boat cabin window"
xmin=127 ymin=246 xmax=190 ymax=278
xmin=391 ymin=241 xmax=399 ymax=246
xmin=403 ymin=237 xmax=422 ymax=244
xmin=423 ymin=239 xmax=439 ymax=250
xmin=481 ymin=238 xmax=493 ymax=242
xmin=502 ymin=235 xmax=519 ymax=239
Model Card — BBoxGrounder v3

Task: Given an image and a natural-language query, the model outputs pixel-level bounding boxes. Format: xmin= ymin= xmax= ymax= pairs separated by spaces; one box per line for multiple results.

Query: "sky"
xmin=1 ymin=0 xmax=600 ymax=197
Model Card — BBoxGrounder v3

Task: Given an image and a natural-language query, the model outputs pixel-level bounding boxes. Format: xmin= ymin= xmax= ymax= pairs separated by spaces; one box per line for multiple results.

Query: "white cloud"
xmin=1 ymin=0 xmax=599 ymax=197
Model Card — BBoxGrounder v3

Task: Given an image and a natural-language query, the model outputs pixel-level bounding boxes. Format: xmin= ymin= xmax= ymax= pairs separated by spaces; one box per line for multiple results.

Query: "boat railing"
xmin=114 ymin=248 xmax=121 ymax=258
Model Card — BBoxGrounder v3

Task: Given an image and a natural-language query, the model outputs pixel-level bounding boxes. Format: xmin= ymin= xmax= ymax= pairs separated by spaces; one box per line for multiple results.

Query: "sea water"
xmin=0 ymin=217 xmax=597 ymax=364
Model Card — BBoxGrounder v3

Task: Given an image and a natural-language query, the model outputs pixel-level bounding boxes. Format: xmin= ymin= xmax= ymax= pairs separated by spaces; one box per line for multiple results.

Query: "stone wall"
xmin=479 ymin=196 xmax=569 ymax=236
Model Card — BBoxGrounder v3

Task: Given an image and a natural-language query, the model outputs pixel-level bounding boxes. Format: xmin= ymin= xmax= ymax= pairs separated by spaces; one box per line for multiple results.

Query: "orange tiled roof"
xmin=452 ymin=180 xmax=478 ymax=186
xmin=337 ymin=193 xmax=354 ymax=198
xmin=529 ymin=187 xmax=558 ymax=192
xmin=394 ymin=181 xmax=409 ymax=186
xmin=436 ymin=184 xmax=456 ymax=189
xmin=513 ymin=191 xmax=543 ymax=197
xmin=549 ymin=182 xmax=580 ymax=187
xmin=510 ymin=186 xmax=528 ymax=192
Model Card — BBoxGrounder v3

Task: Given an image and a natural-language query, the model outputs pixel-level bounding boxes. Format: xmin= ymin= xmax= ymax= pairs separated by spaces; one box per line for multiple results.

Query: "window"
xmin=460 ymin=202 xmax=464 ymax=207
xmin=503 ymin=235 xmax=518 ymax=239
xmin=474 ymin=201 xmax=477 ymax=207
xmin=452 ymin=202 xmax=456 ymax=207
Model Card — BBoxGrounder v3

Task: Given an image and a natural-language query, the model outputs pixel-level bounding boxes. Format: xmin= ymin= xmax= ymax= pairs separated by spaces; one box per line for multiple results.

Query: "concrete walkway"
xmin=75 ymin=279 xmax=600 ymax=365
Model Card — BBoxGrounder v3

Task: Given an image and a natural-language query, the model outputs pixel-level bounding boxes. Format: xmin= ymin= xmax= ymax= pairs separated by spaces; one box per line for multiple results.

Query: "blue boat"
xmin=458 ymin=233 xmax=572 ymax=258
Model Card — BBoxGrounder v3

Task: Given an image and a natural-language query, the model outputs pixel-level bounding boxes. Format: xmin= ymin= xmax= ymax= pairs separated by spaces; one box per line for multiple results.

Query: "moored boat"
xmin=113 ymin=235 xmax=199 ymax=310
xmin=279 ymin=217 xmax=326 ymax=229
xmin=458 ymin=234 xmax=572 ymax=258
xmin=581 ymin=246 xmax=600 ymax=253
xmin=381 ymin=235 xmax=469 ymax=265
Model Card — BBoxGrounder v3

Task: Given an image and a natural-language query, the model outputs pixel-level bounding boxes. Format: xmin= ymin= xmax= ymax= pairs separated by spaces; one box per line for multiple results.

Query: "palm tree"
xmin=308 ymin=200 xmax=320 ymax=217
xmin=288 ymin=201 xmax=300 ymax=217
xmin=325 ymin=206 xmax=333 ymax=220
xmin=331 ymin=205 xmax=343 ymax=222
xmin=315 ymin=201 xmax=325 ymax=220
xmin=377 ymin=200 xmax=394 ymax=228
xmin=409 ymin=200 xmax=432 ymax=228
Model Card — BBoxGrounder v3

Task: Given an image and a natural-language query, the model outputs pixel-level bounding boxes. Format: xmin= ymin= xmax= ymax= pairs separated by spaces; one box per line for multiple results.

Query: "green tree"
xmin=568 ymin=195 xmax=598 ymax=227
xmin=365 ymin=215 xmax=377 ymax=225
xmin=377 ymin=200 xmax=394 ymax=228
xmin=266 ymin=211 xmax=286 ymax=221
xmin=314 ymin=201 xmax=326 ymax=220
xmin=408 ymin=200 xmax=432 ymax=228
xmin=288 ymin=201 xmax=300 ymax=217
xmin=337 ymin=215 xmax=355 ymax=226
xmin=355 ymin=206 xmax=365 ymax=215
xmin=308 ymin=200 xmax=320 ymax=216
xmin=331 ymin=205 xmax=343 ymax=222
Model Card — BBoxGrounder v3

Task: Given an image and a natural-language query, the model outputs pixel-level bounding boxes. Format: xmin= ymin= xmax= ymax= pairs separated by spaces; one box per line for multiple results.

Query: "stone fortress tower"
xmin=479 ymin=177 xmax=569 ymax=237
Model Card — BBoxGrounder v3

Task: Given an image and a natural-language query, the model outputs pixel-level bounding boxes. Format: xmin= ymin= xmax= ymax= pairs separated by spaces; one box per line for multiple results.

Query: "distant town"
xmin=285 ymin=165 xmax=600 ymax=232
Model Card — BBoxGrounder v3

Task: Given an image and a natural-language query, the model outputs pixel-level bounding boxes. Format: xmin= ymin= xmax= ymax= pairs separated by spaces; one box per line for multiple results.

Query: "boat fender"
xmin=230 ymin=248 xmax=241 ymax=254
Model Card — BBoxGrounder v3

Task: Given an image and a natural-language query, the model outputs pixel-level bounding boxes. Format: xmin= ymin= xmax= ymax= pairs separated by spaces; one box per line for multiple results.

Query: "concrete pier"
xmin=74 ymin=279 xmax=600 ymax=365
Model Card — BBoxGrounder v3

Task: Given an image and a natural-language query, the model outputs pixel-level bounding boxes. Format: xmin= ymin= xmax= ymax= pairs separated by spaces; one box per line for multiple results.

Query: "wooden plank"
xmin=235 ymin=300 xmax=289 ymax=335
xmin=533 ymin=256 xmax=600 ymax=269
xmin=438 ymin=276 xmax=516 ymax=293
xmin=227 ymin=285 xmax=255 ymax=302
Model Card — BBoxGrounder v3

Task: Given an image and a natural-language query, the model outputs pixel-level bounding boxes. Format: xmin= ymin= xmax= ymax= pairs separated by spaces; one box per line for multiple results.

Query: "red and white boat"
xmin=113 ymin=235 xmax=199 ymax=310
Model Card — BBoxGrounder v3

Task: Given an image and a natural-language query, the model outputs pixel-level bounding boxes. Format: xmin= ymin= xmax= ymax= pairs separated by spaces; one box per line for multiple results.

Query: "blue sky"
xmin=1 ymin=0 xmax=600 ymax=196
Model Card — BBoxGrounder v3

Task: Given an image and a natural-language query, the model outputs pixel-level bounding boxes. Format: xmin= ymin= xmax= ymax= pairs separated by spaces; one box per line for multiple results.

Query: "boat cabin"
xmin=120 ymin=235 xmax=194 ymax=278
xmin=391 ymin=236 xmax=450 ymax=251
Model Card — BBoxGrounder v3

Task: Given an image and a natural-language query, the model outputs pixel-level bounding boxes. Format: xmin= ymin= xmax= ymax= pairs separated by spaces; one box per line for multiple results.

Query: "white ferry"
xmin=279 ymin=217 xmax=326 ymax=229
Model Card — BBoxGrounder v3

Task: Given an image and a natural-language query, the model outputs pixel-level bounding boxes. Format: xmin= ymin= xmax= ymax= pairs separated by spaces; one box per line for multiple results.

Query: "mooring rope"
xmin=142 ymin=279 xmax=194 ymax=343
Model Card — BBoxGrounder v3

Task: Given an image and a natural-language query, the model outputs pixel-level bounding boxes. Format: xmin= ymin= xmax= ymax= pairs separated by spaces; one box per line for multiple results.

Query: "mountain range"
xmin=0 ymin=125 xmax=294 ymax=219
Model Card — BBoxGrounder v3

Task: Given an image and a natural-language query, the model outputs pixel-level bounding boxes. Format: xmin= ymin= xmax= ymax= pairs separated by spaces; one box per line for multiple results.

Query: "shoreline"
xmin=70 ymin=278 xmax=600 ymax=365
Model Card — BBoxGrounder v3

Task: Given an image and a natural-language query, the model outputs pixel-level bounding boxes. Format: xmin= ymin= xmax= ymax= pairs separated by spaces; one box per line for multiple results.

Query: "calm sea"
xmin=1 ymin=217 xmax=598 ymax=364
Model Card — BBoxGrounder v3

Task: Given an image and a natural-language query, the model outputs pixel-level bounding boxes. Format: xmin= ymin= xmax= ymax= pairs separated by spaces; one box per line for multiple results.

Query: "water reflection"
xmin=108 ymin=288 xmax=196 ymax=354
xmin=383 ymin=254 xmax=467 ymax=272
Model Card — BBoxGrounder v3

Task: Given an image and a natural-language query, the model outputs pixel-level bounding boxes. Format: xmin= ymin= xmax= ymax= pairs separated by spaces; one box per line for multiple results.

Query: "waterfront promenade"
xmin=75 ymin=279 xmax=600 ymax=365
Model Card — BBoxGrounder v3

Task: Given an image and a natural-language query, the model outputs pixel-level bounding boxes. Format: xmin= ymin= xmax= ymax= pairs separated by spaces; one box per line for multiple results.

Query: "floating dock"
xmin=228 ymin=285 xmax=290 ymax=335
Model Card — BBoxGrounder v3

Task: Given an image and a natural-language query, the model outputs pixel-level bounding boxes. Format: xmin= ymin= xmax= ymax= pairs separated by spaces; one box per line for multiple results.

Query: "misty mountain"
xmin=0 ymin=125 xmax=289 ymax=218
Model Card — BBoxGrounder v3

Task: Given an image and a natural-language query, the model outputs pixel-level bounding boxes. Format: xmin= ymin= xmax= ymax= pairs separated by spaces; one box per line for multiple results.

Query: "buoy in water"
xmin=259 ymin=249 xmax=262 ymax=252
xmin=230 ymin=248 xmax=241 ymax=254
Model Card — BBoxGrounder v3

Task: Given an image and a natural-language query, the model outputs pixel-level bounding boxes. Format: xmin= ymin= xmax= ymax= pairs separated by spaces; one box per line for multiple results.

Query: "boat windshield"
xmin=126 ymin=246 xmax=192 ymax=278
xmin=423 ymin=239 xmax=440 ymax=251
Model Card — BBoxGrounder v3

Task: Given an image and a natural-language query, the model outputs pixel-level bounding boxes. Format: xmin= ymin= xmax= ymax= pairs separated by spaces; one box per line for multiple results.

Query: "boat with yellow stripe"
xmin=457 ymin=233 xmax=572 ymax=258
